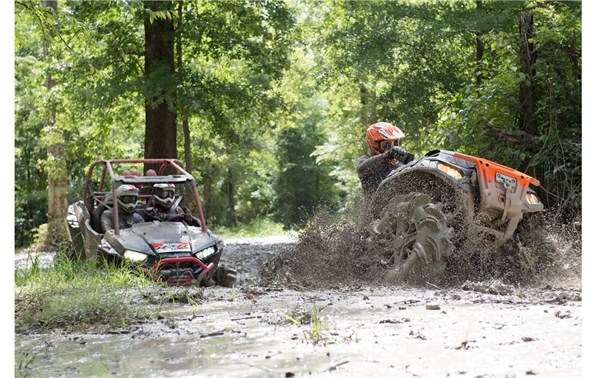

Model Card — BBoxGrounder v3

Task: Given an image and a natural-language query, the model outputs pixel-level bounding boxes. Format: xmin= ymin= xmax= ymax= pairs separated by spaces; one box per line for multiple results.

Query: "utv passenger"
xmin=356 ymin=122 xmax=414 ymax=199
xmin=144 ymin=183 xmax=193 ymax=223
xmin=100 ymin=184 xmax=145 ymax=233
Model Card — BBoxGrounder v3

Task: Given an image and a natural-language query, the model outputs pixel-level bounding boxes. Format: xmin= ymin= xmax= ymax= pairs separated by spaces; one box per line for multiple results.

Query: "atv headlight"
xmin=124 ymin=250 xmax=148 ymax=263
xmin=194 ymin=246 xmax=216 ymax=260
xmin=437 ymin=162 xmax=463 ymax=180
xmin=525 ymin=192 xmax=541 ymax=205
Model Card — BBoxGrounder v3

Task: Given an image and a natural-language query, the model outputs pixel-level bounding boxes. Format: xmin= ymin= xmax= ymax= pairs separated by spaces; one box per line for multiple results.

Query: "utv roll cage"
xmin=82 ymin=159 xmax=208 ymax=236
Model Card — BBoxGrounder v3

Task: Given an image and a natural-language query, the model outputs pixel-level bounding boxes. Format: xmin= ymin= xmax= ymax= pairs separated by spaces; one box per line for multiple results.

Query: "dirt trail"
xmin=15 ymin=234 xmax=582 ymax=377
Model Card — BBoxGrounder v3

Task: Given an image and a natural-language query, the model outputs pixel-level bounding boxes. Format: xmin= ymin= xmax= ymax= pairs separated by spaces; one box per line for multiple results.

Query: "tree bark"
xmin=176 ymin=1 xmax=192 ymax=174
xmin=475 ymin=0 xmax=484 ymax=85
xmin=519 ymin=11 xmax=537 ymax=135
xmin=41 ymin=0 xmax=69 ymax=251
xmin=226 ymin=164 xmax=237 ymax=226
xmin=144 ymin=0 xmax=177 ymax=173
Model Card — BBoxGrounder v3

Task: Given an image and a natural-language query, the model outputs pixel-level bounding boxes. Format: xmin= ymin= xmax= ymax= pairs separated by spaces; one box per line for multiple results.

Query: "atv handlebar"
xmin=386 ymin=146 xmax=415 ymax=164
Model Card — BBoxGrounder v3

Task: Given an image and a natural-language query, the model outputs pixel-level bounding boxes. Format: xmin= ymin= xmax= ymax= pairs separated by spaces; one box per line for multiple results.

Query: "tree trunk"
xmin=176 ymin=1 xmax=193 ymax=174
xmin=359 ymin=83 xmax=377 ymax=125
xmin=227 ymin=164 xmax=237 ymax=226
xmin=144 ymin=0 xmax=177 ymax=173
xmin=519 ymin=11 xmax=537 ymax=135
xmin=475 ymin=0 xmax=484 ymax=85
xmin=40 ymin=0 xmax=69 ymax=251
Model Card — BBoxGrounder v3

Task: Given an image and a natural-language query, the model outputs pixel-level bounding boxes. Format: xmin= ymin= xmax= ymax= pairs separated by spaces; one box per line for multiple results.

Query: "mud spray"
xmin=260 ymin=197 xmax=581 ymax=290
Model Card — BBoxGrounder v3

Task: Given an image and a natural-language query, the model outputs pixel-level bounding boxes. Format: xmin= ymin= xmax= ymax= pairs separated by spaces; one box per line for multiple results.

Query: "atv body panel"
xmin=368 ymin=149 xmax=544 ymax=283
xmin=373 ymin=149 xmax=543 ymax=244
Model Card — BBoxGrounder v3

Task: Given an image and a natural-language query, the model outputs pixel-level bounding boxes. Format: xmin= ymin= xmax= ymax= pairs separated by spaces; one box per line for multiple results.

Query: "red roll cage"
xmin=82 ymin=159 xmax=208 ymax=235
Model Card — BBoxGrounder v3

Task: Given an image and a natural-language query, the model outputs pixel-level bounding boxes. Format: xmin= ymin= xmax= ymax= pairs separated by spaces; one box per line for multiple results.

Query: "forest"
xmin=14 ymin=0 xmax=581 ymax=250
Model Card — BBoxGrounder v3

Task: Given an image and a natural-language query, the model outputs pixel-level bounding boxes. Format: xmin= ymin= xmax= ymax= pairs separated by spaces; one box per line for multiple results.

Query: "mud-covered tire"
xmin=213 ymin=264 xmax=238 ymax=287
xmin=369 ymin=192 xmax=453 ymax=284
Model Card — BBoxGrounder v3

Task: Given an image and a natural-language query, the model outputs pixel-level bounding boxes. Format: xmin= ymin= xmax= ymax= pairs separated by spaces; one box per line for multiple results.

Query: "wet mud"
xmin=15 ymin=218 xmax=582 ymax=377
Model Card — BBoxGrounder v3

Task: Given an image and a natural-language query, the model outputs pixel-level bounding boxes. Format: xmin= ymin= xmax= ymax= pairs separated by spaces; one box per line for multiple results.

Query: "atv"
xmin=367 ymin=149 xmax=544 ymax=283
xmin=66 ymin=158 xmax=236 ymax=287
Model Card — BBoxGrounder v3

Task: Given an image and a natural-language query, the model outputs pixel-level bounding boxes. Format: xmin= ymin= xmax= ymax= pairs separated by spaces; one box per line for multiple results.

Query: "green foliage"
xmin=14 ymin=0 xmax=581 ymax=248
xmin=434 ymin=1 xmax=581 ymax=214
xmin=273 ymin=122 xmax=339 ymax=227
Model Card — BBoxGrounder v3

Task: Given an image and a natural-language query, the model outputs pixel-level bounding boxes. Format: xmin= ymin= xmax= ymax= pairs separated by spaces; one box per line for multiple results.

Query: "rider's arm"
xmin=356 ymin=154 xmax=391 ymax=178
xmin=133 ymin=213 xmax=145 ymax=224
xmin=100 ymin=210 xmax=114 ymax=233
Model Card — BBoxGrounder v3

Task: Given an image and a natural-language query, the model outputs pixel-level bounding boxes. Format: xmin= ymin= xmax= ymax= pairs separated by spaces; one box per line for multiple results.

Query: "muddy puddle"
xmin=15 ymin=235 xmax=583 ymax=377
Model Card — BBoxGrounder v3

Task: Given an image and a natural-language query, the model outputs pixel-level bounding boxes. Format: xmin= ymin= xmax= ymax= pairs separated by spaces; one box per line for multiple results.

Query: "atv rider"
xmin=144 ymin=183 xmax=193 ymax=223
xmin=100 ymin=184 xmax=145 ymax=233
xmin=356 ymin=122 xmax=414 ymax=199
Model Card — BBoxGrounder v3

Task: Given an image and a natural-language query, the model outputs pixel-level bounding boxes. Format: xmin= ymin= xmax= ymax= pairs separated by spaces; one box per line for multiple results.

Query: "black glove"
xmin=403 ymin=152 xmax=415 ymax=164
xmin=385 ymin=146 xmax=407 ymax=160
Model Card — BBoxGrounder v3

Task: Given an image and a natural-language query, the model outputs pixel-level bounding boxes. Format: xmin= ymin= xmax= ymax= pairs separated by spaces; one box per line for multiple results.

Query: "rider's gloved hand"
xmin=385 ymin=146 xmax=406 ymax=160
xmin=403 ymin=152 xmax=415 ymax=164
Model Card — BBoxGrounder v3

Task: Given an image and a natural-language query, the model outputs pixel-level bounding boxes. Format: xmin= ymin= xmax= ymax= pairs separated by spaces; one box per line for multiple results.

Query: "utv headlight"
xmin=525 ymin=192 xmax=541 ymax=205
xmin=194 ymin=246 xmax=216 ymax=260
xmin=124 ymin=250 xmax=148 ymax=263
xmin=437 ymin=162 xmax=463 ymax=180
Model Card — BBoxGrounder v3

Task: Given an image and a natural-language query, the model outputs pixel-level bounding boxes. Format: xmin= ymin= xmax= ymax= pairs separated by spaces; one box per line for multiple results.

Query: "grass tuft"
xmin=15 ymin=250 xmax=156 ymax=333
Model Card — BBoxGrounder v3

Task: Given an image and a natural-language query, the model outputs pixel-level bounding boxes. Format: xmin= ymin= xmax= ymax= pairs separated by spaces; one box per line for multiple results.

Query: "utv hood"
xmin=103 ymin=221 xmax=219 ymax=256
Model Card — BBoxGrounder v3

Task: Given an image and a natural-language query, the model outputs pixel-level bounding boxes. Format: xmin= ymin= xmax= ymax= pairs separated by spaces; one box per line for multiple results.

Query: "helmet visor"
xmin=119 ymin=195 xmax=138 ymax=205
xmin=156 ymin=189 xmax=175 ymax=200
xmin=380 ymin=140 xmax=398 ymax=152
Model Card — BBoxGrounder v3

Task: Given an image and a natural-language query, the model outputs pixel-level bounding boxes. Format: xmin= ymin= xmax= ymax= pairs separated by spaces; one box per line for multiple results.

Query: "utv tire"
xmin=370 ymin=192 xmax=453 ymax=285
xmin=213 ymin=264 xmax=238 ymax=288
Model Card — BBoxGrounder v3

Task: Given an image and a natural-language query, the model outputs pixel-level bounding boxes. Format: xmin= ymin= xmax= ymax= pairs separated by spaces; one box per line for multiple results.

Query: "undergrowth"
xmin=15 ymin=251 xmax=157 ymax=334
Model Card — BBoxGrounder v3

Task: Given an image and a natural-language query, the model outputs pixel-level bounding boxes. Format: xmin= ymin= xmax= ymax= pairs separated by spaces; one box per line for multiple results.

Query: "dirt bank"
xmin=15 ymin=234 xmax=582 ymax=377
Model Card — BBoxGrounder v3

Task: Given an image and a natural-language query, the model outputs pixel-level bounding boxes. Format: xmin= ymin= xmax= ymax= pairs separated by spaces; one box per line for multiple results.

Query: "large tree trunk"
xmin=519 ymin=11 xmax=537 ymax=135
xmin=39 ymin=0 xmax=69 ymax=251
xmin=176 ymin=1 xmax=192 ymax=173
xmin=144 ymin=0 xmax=177 ymax=173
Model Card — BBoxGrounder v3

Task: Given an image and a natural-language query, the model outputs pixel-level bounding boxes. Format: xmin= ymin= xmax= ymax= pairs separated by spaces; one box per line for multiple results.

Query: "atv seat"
xmin=92 ymin=193 xmax=113 ymax=233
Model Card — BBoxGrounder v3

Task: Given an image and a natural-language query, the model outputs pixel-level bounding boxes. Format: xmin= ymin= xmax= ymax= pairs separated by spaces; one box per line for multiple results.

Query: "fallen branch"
xmin=482 ymin=124 xmax=543 ymax=152
xmin=326 ymin=360 xmax=350 ymax=372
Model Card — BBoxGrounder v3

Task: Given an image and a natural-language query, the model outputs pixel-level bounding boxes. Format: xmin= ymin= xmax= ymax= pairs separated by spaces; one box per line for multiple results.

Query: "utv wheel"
xmin=370 ymin=192 xmax=453 ymax=284
xmin=213 ymin=264 xmax=238 ymax=287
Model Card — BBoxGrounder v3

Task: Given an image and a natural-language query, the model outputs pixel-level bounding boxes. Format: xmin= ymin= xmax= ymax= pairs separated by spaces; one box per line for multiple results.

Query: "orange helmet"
xmin=365 ymin=122 xmax=405 ymax=155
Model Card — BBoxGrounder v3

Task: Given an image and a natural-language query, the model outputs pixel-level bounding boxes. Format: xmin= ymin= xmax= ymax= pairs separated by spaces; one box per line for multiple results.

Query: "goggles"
xmin=379 ymin=140 xmax=398 ymax=152
xmin=155 ymin=190 xmax=175 ymax=200
xmin=119 ymin=195 xmax=138 ymax=205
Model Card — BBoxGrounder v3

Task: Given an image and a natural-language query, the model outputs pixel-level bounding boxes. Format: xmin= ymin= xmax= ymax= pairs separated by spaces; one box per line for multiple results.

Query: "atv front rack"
xmin=142 ymin=256 xmax=215 ymax=286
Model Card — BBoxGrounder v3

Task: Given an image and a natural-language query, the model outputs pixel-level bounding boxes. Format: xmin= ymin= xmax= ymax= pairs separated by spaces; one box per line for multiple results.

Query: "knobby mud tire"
xmin=212 ymin=264 xmax=238 ymax=288
xmin=369 ymin=192 xmax=454 ymax=285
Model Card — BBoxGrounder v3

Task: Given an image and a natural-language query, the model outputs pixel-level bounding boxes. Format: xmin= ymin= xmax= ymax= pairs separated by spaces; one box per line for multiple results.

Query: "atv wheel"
xmin=370 ymin=192 xmax=453 ymax=284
